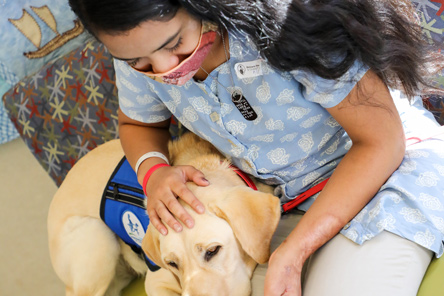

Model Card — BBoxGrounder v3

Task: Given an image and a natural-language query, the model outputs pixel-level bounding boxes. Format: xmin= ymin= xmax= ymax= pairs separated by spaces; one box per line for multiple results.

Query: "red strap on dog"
xmin=229 ymin=165 xmax=258 ymax=191
xmin=142 ymin=163 xmax=170 ymax=196
xmin=281 ymin=178 xmax=330 ymax=214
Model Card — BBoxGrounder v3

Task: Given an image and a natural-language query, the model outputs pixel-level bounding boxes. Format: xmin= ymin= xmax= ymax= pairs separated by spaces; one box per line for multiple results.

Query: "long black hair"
xmin=69 ymin=0 xmax=443 ymax=98
xmin=68 ymin=0 xmax=181 ymax=34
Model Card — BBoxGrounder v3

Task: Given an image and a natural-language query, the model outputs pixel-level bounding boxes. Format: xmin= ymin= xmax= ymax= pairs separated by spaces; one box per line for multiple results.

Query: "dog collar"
xmin=228 ymin=165 xmax=257 ymax=191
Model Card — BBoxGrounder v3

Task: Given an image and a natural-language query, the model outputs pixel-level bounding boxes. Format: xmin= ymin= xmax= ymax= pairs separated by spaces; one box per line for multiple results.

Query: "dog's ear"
xmin=142 ymin=225 xmax=165 ymax=268
xmin=208 ymin=187 xmax=281 ymax=264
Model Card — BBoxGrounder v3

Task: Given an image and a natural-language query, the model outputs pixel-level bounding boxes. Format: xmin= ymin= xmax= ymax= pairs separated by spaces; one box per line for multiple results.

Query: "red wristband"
xmin=142 ymin=163 xmax=170 ymax=196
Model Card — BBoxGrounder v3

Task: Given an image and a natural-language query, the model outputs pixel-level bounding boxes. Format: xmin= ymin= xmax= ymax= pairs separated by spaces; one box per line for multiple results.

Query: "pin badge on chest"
xmin=231 ymin=89 xmax=258 ymax=121
xmin=234 ymin=59 xmax=263 ymax=79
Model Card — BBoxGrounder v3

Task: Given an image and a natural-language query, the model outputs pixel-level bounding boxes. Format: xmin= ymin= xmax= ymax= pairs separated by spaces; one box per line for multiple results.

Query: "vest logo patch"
xmin=122 ymin=211 xmax=146 ymax=246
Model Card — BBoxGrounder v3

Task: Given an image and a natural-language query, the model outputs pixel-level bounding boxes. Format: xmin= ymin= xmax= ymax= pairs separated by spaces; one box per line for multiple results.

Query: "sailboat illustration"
xmin=9 ymin=5 xmax=84 ymax=59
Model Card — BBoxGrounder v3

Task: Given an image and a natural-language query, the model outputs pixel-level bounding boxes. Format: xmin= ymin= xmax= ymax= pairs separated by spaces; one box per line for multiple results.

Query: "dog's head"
xmin=142 ymin=182 xmax=280 ymax=296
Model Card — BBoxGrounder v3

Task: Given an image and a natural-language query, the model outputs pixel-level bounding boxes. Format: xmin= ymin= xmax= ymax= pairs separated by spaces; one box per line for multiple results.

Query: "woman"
xmin=69 ymin=0 xmax=444 ymax=295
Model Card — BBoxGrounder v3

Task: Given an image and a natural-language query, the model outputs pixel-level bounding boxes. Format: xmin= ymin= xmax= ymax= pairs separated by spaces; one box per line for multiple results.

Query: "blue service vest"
xmin=100 ymin=157 xmax=159 ymax=271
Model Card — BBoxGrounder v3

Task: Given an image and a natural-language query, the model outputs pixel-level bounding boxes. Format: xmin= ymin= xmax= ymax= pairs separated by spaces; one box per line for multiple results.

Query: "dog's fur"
xmin=48 ymin=133 xmax=281 ymax=296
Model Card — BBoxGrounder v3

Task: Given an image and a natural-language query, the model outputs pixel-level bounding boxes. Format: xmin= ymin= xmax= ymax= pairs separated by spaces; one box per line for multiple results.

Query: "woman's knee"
xmin=302 ymin=231 xmax=433 ymax=296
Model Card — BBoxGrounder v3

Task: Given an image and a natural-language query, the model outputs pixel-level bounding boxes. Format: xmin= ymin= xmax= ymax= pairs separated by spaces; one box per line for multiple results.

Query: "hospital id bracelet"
xmin=135 ymin=151 xmax=170 ymax=176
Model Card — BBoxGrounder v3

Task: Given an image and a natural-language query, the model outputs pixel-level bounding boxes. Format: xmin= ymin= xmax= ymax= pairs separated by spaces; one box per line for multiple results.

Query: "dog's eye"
xmin=204 ymin=245 xmax=221 ymax=262
xmin=167 ymin=261 xmax=178 ymax=269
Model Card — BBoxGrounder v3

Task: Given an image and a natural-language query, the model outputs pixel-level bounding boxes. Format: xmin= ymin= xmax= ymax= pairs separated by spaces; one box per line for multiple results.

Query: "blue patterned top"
xmin=115 ymin=30 xmax=444 ymax=257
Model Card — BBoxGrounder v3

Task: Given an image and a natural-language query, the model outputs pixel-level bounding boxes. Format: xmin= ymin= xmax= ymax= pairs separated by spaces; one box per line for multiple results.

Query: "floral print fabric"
xmin=343 ymin=93 xmax=444 ymax=256
xmin=115 ymin=31 xmax=444 ymax=257
xmin=116 ymin=31 xmax=367 ymax=202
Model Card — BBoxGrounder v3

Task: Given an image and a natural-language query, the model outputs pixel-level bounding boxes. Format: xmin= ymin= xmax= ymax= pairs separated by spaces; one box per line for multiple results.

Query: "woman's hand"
xmin=264 ymin=241 xmax=303 ymax=296
xmin=145 ymin=164 xmax=210 ymax=235
xmin=117 ymin=112 xmax=210 ymax=235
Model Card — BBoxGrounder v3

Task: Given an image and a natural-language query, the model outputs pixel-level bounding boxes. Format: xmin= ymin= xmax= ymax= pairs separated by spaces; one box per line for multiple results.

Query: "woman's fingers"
xmin=155 ymin=198 xmax=184 ymax=232
xmin=182 ymin=166 xmax=209 ymax=214
xmin=146 ymin=183 xmax=199 ymax=233
xmin=176 ymin=182 xmax=206 ymax=215
xmin=146 ymin=189 xmax=187 ymax=233
xmin=145 ymin=165 xmax=210 ymax=234
xmin=186 ymin=166 xmax=211 ymax=187
xmin=163 ymin=188 xmax=195 ymax=228
xmin=146 ymin=208 xmax=168 ymax=236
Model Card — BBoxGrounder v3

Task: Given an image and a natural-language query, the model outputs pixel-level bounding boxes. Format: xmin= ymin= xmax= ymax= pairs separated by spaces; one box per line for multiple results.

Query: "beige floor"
xmin=0 ymin=138 xmax=65 ymax=295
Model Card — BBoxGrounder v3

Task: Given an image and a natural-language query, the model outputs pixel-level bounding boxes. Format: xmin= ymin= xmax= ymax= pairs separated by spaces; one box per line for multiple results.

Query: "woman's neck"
xmin=194 ymin=29 xmax=229 ymax=81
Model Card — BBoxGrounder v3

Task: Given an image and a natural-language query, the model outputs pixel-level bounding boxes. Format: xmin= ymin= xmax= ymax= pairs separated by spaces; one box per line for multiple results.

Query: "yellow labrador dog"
xmin=48 ymin=133 xmax=281 ymax=296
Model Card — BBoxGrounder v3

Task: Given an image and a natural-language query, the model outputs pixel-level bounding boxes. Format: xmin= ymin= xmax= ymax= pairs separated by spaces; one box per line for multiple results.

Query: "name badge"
xmin=234 ymin=60 xmax=263 ymax=79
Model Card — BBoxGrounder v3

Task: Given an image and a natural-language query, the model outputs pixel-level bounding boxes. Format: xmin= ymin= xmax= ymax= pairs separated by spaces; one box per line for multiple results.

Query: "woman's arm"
xmin=118 ymin=109 xmax=208 ymax=235
xmin=264 ymin=70 xmax=406 ymax=295
xmin=118 ymin=109 xmax=171 ymax=183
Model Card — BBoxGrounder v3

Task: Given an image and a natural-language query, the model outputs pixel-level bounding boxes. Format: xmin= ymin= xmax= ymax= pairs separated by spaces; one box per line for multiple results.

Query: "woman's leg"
xmin=302 ymin=231 xmax=433 ymax=296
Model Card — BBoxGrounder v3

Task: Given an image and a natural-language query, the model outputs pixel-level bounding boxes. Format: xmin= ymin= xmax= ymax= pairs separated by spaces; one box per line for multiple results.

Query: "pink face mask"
xmin=131 ymin=21 xmax=218 ymax=86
